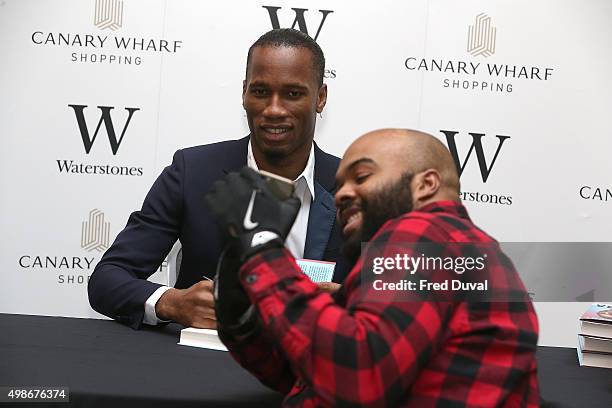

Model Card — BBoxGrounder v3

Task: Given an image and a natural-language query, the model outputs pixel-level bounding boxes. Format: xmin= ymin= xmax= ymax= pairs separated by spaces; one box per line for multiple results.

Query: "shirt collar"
xmin=247 ymin=139 xmax=316 ymax=200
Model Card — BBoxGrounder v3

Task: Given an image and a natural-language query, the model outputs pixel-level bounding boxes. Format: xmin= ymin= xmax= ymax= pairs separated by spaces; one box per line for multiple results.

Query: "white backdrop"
xmin=1 ymin=0 xmax=610 ymax=347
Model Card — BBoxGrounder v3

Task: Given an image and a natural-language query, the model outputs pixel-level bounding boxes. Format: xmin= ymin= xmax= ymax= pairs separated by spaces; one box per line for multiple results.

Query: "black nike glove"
xmin=205 ymin=167 xmax=300 ymax=333
xmin=205 ymin=166 xmax=301 ymax=262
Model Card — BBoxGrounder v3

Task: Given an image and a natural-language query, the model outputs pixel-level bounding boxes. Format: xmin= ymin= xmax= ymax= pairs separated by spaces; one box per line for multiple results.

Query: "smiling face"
xmin=243 ymin=46 xmax=327 ymax=164
xmin=335 ymin=134 xmax=415 ymax=264
xmin=335 ymin=129 xmax=461 ymax=263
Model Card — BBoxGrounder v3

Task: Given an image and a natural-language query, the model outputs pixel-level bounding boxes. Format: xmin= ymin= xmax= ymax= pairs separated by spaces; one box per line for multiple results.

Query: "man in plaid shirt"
xmin=205 ymin=129 xmax=539 ymax=407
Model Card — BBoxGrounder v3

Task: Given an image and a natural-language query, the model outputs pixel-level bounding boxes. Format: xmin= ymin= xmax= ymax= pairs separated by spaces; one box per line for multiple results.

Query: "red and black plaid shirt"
xmin=220 ymin=201 xmax=539 ymax=407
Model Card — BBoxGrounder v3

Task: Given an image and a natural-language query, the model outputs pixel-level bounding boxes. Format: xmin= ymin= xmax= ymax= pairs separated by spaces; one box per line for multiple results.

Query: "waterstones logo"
xmin=262 ymin=5 xmax=336 ymax=79
xmin=442 ymin=130 xmax=513 ymax=206
xmin=403 ymin=13 xmax=554 ymax=94
xmin=94 ymin=0 xmax=124 ymax=31
xmin=81 ymin=209 xmax=110 ymax=252
xmin=263 ymin=5 xmax=333 ymax=41
xmin=56 ymin=104 xmax=144 ymax=177
xmin=69 ymin=104 xmax=138 ymax=155
xmin=442 ymin=130 xmax=509 ymax=183
xmin=29 ymin=0 xmax=182 ymax=66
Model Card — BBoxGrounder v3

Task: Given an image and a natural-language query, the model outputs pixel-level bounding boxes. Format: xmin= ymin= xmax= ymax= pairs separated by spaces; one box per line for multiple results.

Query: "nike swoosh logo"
xmin=243 ymin=191 xmax=259 ymax=230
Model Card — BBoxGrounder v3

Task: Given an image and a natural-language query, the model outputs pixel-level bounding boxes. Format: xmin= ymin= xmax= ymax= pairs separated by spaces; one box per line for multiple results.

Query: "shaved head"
xmin=342 ymin=128 xmax=460 ymax=196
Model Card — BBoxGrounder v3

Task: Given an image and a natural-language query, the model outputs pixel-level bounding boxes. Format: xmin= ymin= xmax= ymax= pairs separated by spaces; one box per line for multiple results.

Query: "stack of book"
xmin=577 ymin=303 xmax=612 ymax=369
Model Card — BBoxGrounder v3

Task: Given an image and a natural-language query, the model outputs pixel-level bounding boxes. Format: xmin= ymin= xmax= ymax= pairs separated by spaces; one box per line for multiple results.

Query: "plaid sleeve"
xmin=236 ymin=217 xmax=456 ymax=406
xmin=218 ymin=324 xmax=296 ymax=394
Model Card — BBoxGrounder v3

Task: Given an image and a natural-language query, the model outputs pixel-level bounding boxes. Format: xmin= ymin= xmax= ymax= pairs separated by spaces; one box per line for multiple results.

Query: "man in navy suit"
xmin=88 ymin=29 xmax=348 ymax=330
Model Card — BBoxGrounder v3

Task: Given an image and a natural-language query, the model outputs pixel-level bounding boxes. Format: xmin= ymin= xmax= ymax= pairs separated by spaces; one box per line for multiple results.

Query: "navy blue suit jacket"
xmin=88 ymin=136 xmax=349 ymax=329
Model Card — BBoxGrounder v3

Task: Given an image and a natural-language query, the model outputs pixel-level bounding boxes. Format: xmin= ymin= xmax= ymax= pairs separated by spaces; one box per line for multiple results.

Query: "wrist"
xmin=219 ymin=305 xmax=259 ymax=339
xmin=237 ymin=232 xmax=283 ymax=262
xmin=155 ymin=287 xmax=181 ymax=321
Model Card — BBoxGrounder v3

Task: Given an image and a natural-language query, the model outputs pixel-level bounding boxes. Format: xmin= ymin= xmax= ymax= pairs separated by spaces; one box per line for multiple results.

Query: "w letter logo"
xmin=94 ymin=0 xmax=124 ymax=31
xmin=262 ymin=6 xmax=333 ymax=41
xmin=68 ymin=104 xmax=139 ymax=155
xmin=441 ymin=130 xmax=510 ymax=183
xmin=467 ymin=13 xmax=496 ymax=57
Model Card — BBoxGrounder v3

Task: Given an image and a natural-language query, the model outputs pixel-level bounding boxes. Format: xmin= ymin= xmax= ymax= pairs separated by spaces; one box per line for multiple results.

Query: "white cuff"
xmin=143 ymin=286 xmax=172 ymax=325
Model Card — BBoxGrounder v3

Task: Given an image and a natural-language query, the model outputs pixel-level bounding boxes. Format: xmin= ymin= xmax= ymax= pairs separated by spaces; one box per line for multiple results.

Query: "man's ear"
xmin=316 ymin=83 xmax=327 ymax=113
xmin=412 ymin=169 xmax=442 ymax=205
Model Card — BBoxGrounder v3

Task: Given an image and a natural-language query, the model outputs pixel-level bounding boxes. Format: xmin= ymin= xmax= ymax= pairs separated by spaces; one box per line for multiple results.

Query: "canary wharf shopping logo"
xmin=81 ymin=209 xmax=111 ymax=252
xmin=467 ymin=13 xmax=496 ymax=57
xmin=56 ymin=104 xmax=144 ymax=177
xmin=17 ymin=210 xmax=108 ymax=285
xmin=442 ymin=130 xmax=513 ymax=206
xmin=94 ymin=0 xmax=124 ymax=31
xmin=403 ymin=13 xmax=554 ymax=94
xmin=17 ymin=209 xmax=167 ymax=285
xmin=262 ymin=5 xmax=336 ymax=79
xmin=30 ymin=0 xmax=182 ymax=66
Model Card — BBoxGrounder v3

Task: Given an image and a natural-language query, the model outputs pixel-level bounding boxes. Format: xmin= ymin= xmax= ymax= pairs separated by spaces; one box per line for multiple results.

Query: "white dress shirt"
xmin=143 ymin=140 xmax=316 ymax=325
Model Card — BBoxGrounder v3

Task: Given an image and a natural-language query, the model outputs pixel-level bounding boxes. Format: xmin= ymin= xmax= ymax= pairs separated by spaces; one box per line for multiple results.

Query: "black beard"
xmin=261 ymin=149 xmax=287 ymax=163
xmin=341 ymin=172 xmax=414 ymax=265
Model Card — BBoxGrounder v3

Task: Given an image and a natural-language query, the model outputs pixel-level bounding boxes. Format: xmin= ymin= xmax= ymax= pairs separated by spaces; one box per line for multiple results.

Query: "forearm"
xmin=153 ymin=287 xmax=180 ymax=321
xmin=239 ymin=248 xmax=449 ymax=406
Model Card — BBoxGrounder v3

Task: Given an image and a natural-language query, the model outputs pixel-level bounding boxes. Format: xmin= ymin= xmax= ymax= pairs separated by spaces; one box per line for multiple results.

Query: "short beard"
xmin=342 ymin=172 xmax=414 ymax=265
xmin=261 ymin=148 xmax=287 ymax=163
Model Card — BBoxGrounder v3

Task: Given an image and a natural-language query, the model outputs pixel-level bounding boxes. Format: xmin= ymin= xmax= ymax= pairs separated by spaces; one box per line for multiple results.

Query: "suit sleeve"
xmin=88 ymin=150 xmax=185 ymax=329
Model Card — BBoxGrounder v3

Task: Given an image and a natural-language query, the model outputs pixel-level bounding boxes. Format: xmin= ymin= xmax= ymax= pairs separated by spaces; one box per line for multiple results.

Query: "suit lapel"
xmin=304 ymin=182 xmax=336 ymax=260
xmin=221 ymin=135 xmax=250 ymax=173
xmin=303 ymin=143 xmax=339 ymax=260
